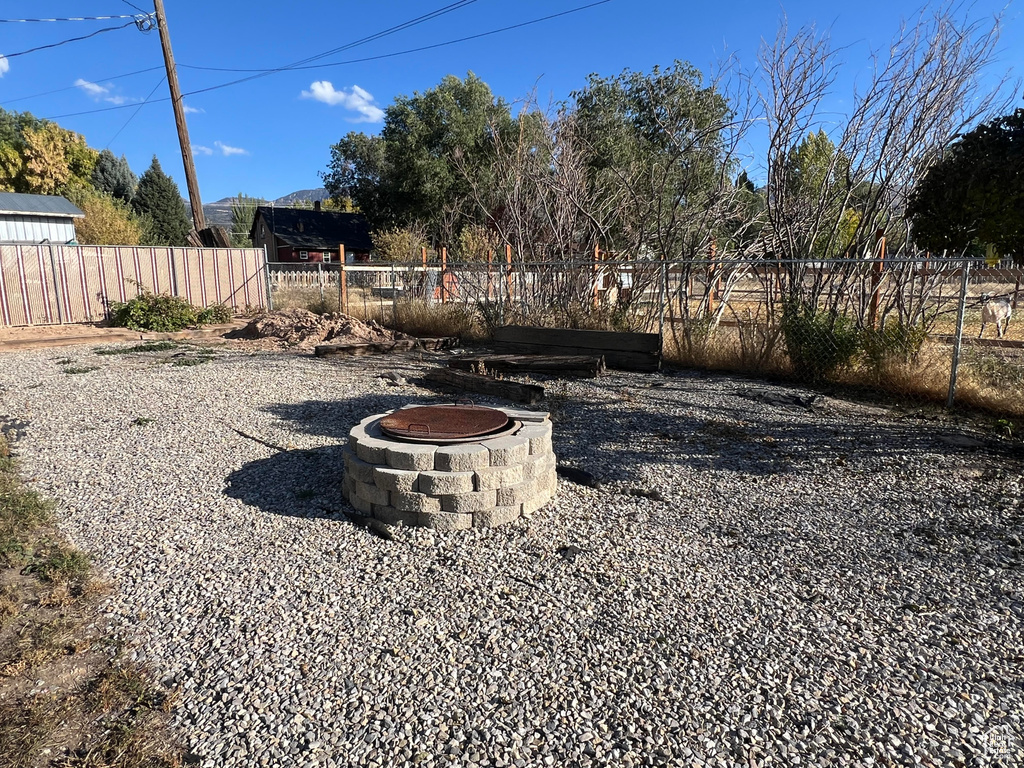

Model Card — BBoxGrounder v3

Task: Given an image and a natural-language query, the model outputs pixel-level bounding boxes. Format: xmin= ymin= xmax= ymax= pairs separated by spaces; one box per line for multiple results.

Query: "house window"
xmin=323 ymin=252 xmax=332 ymax=263
xmin=299 ymin=251 xmax=309 ymax=260
xmin=260 ymin=224 xmax=265 ymax=239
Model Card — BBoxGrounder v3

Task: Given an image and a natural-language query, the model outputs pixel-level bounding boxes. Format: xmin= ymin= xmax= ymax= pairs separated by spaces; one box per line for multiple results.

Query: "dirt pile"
xmin=231 ymin=308 xmax=411 ymax=347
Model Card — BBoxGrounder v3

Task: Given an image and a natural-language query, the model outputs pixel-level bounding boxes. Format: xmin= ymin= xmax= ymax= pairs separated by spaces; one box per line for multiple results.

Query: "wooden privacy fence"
xmin=0 ymin=244 xmax=269 ymax=327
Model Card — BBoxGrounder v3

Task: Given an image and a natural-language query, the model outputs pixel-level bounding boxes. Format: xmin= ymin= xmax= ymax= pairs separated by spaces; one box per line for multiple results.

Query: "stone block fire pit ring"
xmin=342 ymin=404 xmax=557 ymax=531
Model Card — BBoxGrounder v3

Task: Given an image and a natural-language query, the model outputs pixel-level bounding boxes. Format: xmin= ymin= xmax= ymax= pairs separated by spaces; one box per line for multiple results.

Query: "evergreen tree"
xmin=92 ymin=149 xmax=137 ymax=201
xmin=133 ymin=156 xmax=190 ymax=246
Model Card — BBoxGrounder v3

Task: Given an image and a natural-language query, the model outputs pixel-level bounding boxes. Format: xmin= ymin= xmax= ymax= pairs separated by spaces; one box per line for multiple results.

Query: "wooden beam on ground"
xmin=422 ymin=367 xmax=545 ymax=404
xmin=491 ymin=325 xmax=660 ymax=372
xmin=313 ymin=336 xmax=457 ymax=358
xmin=448 ymin=354 xmax=606 ymax=378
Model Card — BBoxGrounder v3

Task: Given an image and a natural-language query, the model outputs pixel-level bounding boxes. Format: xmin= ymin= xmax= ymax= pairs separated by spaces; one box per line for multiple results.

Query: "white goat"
xmin=979 ymin=294 xmax=1013 ymax=339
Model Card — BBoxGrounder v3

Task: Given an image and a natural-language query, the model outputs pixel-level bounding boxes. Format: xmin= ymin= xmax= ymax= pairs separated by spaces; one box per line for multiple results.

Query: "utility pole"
xmin=153 ymin=0 xmax=206 ymax=231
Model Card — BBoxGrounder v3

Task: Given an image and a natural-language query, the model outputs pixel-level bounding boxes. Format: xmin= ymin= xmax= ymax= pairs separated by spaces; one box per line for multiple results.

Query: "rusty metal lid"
xmin=380 ymin=405 xmax=510 ymax=441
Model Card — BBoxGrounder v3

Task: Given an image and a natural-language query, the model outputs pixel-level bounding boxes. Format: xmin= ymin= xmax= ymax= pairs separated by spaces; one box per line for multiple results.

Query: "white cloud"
xmin=0 ymin=56 xmax=9 ymax=78
xmin=300 ymin=81 xmax=384 ymax=123
xmin=214 ymin=141 xmax=248 ymax=157
xmin=183 ymin=103 xmax=203 ymax=114
xmin=75 ymin=77 xmax=131 ymax=105
xmin=192 ymin=145 xmax=214 ymax=156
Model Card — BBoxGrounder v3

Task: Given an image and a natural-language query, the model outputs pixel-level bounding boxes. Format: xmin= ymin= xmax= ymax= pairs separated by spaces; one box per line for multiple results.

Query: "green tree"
xmin=323 ymin=72 xmax=515 ymax=244
xmin=91 ymin=149 xmax=137 ymax=201
xmin=907 ymin=108 xmax=1024 ymax=261
xmin=569 ymin=62 xmax=735 ymax=256
xmin=133 ymin=157 xmax=190 ymax=246
xmin=229 ymin=193 xmax=263 ymax=247
xmin=779 ymin=131 xmax=860 ymax=258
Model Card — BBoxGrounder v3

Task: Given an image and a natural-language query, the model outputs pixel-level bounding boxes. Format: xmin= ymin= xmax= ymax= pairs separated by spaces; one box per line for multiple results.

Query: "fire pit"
xmin=342 ymin=403 xmax=557 ymax=530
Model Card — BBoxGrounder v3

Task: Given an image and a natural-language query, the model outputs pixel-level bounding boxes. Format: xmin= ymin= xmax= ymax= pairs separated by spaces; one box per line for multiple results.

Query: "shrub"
xmin=109 ymin=292 xmax=232 ymax=332
xmin=861 ymin=320 xmax=927 ymax=371
xmin=781 ymin=301 xmax=860 ymax=382
xmin=196 ymin=303 xmax=233 ymax=325
xmin=109 ymin=291 xmax=197 ymax=332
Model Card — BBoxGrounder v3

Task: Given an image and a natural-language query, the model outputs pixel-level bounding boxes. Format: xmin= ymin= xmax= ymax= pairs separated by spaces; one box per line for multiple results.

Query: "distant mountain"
xmin=195 ymin=188 xmax=330 ymax=231
xmin=271 ymin=188 xmax=329 ymax=206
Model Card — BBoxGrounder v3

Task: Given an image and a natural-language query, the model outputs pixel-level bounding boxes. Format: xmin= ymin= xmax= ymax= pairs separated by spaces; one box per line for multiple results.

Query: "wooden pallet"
xmin=491 ymin=326 xmax=660 ymax=372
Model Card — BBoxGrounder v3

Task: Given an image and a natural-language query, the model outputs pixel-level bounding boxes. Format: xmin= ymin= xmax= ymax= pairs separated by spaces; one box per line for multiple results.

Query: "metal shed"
xmin=0 ymin=192 xmax=84 ymax=244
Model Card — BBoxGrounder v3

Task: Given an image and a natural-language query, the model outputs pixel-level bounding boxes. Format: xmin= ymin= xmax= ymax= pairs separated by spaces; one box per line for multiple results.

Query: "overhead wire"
xmin=2 ymin=20 xmax=142 ymax=59
xmin=105 ymin=76 xmax=166 ymax=149
xmin=0 ymin=15 xmax=145 ymax=23
xmin=3 ymin=66 xmax=165 ymax=105
xmin=39 ymin=0 xmax=615 ymax=120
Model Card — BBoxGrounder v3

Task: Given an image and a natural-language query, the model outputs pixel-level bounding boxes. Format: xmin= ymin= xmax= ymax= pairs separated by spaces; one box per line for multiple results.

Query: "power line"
xmin=121 ymin=0 xmax=151 ymax=14
xmin=40 ymin=0 xmax=616 ymax=119
xmin=184 ymin=0 xmax=615 ymax=78
xmin=2 ymin=20 xmax=141 ymax=59
xmin=105 ymin=76 xmax=166 ymax=149
xmin=0 ymin=14 xmax=145 ymax=23
xmin=3 ymin=66 xmax=164 ymax=105
xmin=177 ymin=0 xmax=479 ymax=94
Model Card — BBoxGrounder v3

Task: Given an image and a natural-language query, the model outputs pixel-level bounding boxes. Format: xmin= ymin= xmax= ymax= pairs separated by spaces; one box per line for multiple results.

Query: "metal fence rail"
xmin=0 ymin=244 xmax=269 ymax=326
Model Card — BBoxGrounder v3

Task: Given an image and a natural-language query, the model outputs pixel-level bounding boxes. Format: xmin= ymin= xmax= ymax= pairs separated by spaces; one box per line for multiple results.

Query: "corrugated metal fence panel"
xmin=0 ymin=244 xmax=267 ymax=327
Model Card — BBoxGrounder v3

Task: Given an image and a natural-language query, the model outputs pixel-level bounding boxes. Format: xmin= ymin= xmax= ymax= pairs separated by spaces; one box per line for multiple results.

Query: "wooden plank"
xmin=491 ymin=341 xmax=660 ymax=372
xmin=314 ymin=336 xmax=457 ymax=357
xmin=493 ymin=325 xmax=660 ymax=353
xmin=314 ymin=339 xmax=420 ymax=357
xmin=448 ymin=354 xmax=606 ymax=378
xmin=422 ymin=368 xmax=545 ymax=404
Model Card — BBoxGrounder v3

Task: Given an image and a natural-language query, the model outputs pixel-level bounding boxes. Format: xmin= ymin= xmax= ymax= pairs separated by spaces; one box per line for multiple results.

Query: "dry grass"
xmin=0 ymin=432 xmax=183 ymax=768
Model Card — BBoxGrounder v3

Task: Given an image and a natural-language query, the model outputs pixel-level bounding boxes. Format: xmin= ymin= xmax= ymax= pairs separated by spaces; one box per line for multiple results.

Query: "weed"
xmin=96 ymin=341 xmax=178 ymax=356
xmin=54 ymin=357 xmax=73 ymax=365
xmin=63 ymin=365 xmax=100 ymax=375
xmin=171 ymin=357 xmax=211 ymax=367
xmin=25 ymin=542 xmax=91 ymax=590
xmin=131 ymin=417 xmax=155 ymax=427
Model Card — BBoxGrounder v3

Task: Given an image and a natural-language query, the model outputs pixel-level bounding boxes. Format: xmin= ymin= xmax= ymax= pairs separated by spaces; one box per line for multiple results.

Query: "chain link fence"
xmin=267 ymin=257 xmax=1023 ymax=418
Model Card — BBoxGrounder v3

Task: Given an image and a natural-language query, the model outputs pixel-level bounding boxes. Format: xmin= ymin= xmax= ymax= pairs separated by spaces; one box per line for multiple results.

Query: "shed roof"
xmin=252 ymin=206 xmax=373 ymax=251
xmin=0 ymin=192 xmax=84 ymax=218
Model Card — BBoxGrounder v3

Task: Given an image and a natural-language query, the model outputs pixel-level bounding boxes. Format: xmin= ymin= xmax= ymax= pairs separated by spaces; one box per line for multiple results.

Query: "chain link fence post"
xmin=946 ymin=258 xmax=971 ymax=408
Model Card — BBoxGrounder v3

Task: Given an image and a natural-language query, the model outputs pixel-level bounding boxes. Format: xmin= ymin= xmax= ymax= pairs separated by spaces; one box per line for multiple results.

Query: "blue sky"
xmin=2 ymin=1 xmax=1021 ymax=203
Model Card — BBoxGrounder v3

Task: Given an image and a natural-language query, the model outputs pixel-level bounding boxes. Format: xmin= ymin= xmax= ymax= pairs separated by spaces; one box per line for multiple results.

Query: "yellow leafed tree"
xmin=65 ymin=186 xmax=144 ymax=245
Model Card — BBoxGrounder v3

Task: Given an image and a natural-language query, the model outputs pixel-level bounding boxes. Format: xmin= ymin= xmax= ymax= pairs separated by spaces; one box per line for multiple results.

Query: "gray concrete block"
xmin=372 ymin=466 xmax=420 ymax=493
xmin=373 ymin=505 xmax=420 ymax=527
xmin=475 ymin=464 xmax=524 ymax=491
xmin=419 ymin=470 xmax=475 ymax=496
xmin=474 ymin=505 xmax=521 ymax=528
xmin=521 ymin=451 xmax=556 ymax=480
xmin=385 ymin=443 xmax=437 ymax=471
xmin=517 ymin=423 xmax=553 ymax=456
xmin=419 ymin=510 xmax=473 ymax=531
xmin=343 ymin=449 xmax=377 ymax=483
xmin=481 ymin=435 xmax=529 ymax=467
xmin=496 ymin=479 xmax=534 ymax=507
xmin=441 ymin=489 xmax=497 ymax=514
xmin=391 ymin=490 xmax=441 ymax=514
xmin=355 ymin=479 xmax=389 ymax=507
xmin=348 ymin=490 xmax=373 ymax=515
xmin=434 ymin=443 xmax=490 ymax=472
xmin=521 ymin=490 xmax=553 ymax=515
xmin=355 ymin=437 xmax=391 ymax=465
xmin=499 ymin=408 xmax=550 ymax=424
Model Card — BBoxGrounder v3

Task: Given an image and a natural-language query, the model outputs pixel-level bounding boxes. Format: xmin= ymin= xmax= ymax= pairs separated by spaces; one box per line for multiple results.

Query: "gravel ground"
xmin=1 ymin=340 xmax=1022 ymax=768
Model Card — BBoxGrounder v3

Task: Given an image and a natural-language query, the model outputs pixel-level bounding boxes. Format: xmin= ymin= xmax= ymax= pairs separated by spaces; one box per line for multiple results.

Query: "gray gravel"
xmin=1 ymin=340 xmax=1022 ymax=768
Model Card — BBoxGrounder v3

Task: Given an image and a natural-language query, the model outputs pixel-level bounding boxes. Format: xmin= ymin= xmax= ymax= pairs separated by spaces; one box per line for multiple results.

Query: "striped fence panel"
xmin=0 ymin=244 xmax=268 ymax=327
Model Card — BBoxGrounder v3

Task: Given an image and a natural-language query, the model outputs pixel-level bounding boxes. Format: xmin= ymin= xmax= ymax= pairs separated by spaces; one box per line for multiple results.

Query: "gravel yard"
xmin=1 ymin=341 xmax=1022 ymax=768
